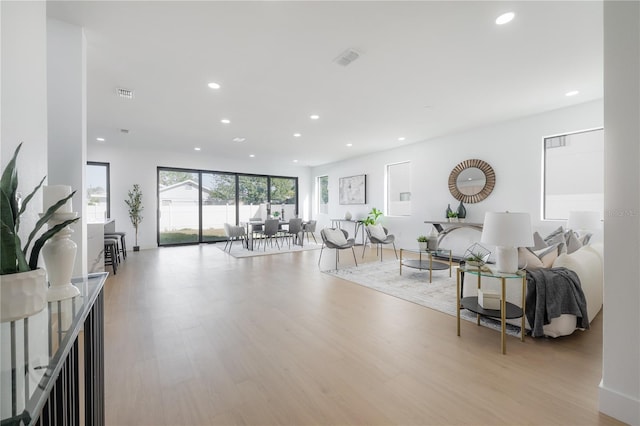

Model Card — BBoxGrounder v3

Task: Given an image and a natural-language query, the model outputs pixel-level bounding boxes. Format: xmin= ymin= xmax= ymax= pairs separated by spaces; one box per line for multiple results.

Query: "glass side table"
xmin=456 ymin=265 xmax=526 ymax=354
xmin=399 ymin=248 xmax=452 ymax=283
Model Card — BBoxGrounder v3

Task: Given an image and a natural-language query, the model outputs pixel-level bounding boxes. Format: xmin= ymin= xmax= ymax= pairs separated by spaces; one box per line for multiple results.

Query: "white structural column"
xmin=601 ymin=2 xmax=640 ymax=425
xmin=47 ymin=18 xmax=88 ymax=278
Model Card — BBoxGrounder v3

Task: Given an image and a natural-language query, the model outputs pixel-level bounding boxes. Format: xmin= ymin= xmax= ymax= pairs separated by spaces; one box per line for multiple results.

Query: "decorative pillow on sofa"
xmin=564 ymin=230 xmax=584 ymax=254
xmin=324 ymin=228 xmax=348 ymax=246
xmin=518 ymin=243 xmax=562 ymax=270
xmin=368 ymin=224 xmax=387 ymax=241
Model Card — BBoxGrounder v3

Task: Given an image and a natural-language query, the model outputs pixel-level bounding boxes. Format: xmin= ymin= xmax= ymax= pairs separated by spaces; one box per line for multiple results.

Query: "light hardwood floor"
xmin=103 ymin=243 xmax=621 ymax=425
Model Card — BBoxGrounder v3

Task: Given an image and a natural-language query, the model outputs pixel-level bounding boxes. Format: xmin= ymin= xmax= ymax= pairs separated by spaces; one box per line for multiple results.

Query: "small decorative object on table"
xmin=447 ymin=211 xmax=459 ymax=223
xmin=446 ymin=204 xmax=453 ymax=219
xmin=344 ymin=211 xmax=352 ymax=220
xmin=463 ymin=243 xmax=491 ymax=267
xmin=417 ymin=235 xmax=428 ymax=251
xmin=457 ymin=201 xmax=467 ymax=222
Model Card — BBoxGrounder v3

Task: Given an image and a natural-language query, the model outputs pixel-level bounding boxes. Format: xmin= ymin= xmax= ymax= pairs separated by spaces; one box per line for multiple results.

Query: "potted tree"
xmin=1 ymin=143 xmax=79 ymax=322
xmin=125 ymin=184 xmax=143 ymax=251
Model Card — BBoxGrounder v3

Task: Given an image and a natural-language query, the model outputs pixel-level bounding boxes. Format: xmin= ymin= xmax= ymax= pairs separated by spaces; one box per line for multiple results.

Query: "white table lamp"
xmin=481 ymin=212 xmax=533 ymax=273
xmin=567 ymin=211 xmax=600 ymax=236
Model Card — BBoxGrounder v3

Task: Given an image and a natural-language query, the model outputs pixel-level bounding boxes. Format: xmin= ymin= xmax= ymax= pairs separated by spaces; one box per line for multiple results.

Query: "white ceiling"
xmin=47 ymin=1 xmax=603 ymax=167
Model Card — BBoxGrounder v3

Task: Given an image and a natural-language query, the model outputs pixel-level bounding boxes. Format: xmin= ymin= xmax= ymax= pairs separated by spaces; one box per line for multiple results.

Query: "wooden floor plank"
xmin=103 ymin=244 xmax=621 ymax=425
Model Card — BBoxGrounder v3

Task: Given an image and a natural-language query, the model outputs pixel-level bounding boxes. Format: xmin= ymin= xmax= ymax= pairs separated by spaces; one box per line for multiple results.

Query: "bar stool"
xmin=104 ymin=238 xmax=118 ymax=275
xmin=105 ymin=231 xmax=127 ymax=260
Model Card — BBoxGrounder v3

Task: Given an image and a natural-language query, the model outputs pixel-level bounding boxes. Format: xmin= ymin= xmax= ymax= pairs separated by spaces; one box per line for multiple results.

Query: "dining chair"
xmin=302 ymin=220 xmax=318 ymax=244
xmin=319 ymin=228 xmax=357 ymax=270
xmin=256 ymin=218 xmax=281 ymax=251
xmin=223 ymin=223 xmax=247 ymax=251
xmin=363 ymin=224 xmax=397 ymax=261
xmin=282 ymin=218 xmax=304 ymax=248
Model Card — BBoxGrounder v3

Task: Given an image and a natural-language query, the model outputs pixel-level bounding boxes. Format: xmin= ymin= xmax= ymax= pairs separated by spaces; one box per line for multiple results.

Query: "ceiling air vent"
xmin=333 ymin=49 xmax=360 ymax=67
xmin=116 ymin=87 xmax=134 ymax=99
xmin=120 ymin=129 xmax=129 ymax=134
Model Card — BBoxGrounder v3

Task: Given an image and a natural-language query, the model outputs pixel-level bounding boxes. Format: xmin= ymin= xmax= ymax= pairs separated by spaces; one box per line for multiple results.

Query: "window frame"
xmin=86 ymin=161 xmax=110 ymax=220
xmin=317 ymin=175 xmax=329 ymax=214
xmin=386 ymin=161 xmax=411 ymax=217
xmin=542 ymin=127 xmax=604 ymax=221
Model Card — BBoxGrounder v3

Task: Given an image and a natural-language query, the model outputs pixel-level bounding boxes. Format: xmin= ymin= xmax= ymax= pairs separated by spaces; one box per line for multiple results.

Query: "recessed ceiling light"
xmin=293 ymin=133 xmax=301 ymax=138
xmin=221 ymin=118 xmax=230 ymax=124
xmin=208 ymin=82 xmax=221 ymax=89
xmin=96 ymin=137 xmax=105 ymax=142
xmin=293 ymin=159 xmax=298 ymax=163
xmin=233 ymin=137 xmax=246 ymax=143
xmin=346 ymin=143 xmax=353 ymax=147
xmin=310 ymin=114 xmax=320 ymax=120
xmin=194 ymin=147 xmax=201 ymax=151
xmin=249 ymin=154 xmax=255 ymax=158
xmin=495 ymin=12 xmax=515 ymax=25
xmin=398 ymin=137 xmax=406 ymax=141
xmin=565 ymin=90 xmax=580 ymax=97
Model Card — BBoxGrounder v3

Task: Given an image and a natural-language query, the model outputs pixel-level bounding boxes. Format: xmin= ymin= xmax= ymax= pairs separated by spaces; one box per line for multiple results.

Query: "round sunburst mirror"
xmin=448 ymin=159 xmax=495 ymax=203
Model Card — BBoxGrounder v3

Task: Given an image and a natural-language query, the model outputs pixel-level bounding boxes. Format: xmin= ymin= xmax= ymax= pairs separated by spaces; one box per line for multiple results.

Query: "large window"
xmin=157 ymin=167 xmax=298 ymax=246
xmin=86 ymin=162 xmax=110 ymax=221
xmin=318 ymin=176 xmax=328 ymax=214
xmin=386 ymin=161 xmax=411 ymax=216
xmin=543 ymin=128 xmax=604 ymax=220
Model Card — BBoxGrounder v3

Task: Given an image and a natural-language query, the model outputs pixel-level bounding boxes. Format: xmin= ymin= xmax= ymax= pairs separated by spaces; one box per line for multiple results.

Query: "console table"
xmin=424 ymin=220 xmax=483 ymax=244
xmin=0 ymin=272 xmax=107 ymax=425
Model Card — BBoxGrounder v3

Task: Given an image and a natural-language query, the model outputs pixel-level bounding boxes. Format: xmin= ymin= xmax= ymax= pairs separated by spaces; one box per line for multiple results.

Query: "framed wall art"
xmin=339 ymin=174 xmax=366 ymax=205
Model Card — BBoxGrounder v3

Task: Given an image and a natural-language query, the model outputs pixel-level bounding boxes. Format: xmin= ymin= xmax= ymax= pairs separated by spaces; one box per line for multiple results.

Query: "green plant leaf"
xmin=0 ymin=143 xmax=21 ymax=225
xmin=28 ymin=216 xmax=80 ymax=270
xmin=16 ymin=175 xmax=46 ymax=233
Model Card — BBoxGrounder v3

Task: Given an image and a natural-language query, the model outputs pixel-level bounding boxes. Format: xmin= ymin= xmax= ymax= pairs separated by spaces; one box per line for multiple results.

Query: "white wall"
xmin=87 ymin=144 xmax=312 ymax=249
xmin=310 ymin=100 xmax=603 ymax=253
xmin=1 ymin=1 xmax=49 ymax=418
xmin=600 ymin=2 xmax=640 ymax=424
xmin=47 ymin=18 xmax=88 ymax=277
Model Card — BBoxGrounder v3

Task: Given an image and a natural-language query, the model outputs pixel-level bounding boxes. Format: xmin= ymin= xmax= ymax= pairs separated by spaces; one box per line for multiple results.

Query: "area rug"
xmin=217 ymin=240 xmax=323 ymax=258
xmin=323 ymin=260 xmax=521 ymax=336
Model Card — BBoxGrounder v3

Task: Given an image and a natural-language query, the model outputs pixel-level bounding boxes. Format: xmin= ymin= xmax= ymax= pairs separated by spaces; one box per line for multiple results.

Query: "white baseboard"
xmin=599 ymin=381 xmax=640 ymax=425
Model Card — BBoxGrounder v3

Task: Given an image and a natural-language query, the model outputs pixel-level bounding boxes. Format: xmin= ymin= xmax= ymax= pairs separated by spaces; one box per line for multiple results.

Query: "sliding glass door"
xmin=157 ymin=167 xmax=298 ymax=246
xmin=202 ymin=172 xmax=236 ymax=243
xmin=238 ymin=175 xmax=268 ymax=222
xmin=158 ymin=169 xmax=200 ymax=244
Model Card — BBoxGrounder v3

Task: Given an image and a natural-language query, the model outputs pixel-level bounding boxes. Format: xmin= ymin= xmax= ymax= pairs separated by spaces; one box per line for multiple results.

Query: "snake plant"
xmin=1 ymin=143 xmax=79 ymax=274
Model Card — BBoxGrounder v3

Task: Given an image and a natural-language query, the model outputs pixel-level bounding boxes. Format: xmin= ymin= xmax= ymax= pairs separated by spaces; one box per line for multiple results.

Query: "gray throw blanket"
xmin=525 ymin=267 xmax=589 ymax=337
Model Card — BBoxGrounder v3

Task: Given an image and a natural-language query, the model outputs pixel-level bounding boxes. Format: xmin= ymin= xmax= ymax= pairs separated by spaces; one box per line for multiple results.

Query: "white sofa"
xmin=462 ymin=243 xmax=603 ymax=337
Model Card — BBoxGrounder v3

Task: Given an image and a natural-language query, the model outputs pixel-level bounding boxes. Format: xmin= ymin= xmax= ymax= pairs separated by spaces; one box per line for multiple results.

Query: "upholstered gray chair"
xmin=319 ymin=228 xmax=357 ymax=270
xmin=302 ymin=220 xmax=317 ymax=244
xmin=363 ymin=224 xmax=397 ymax=261
xmin=282 ymin=218 xmax=304 ymax=248
xmin=223 ymin=223 xmax=247 ymax=252
xmin=255 ymin=219 xmax=281 ymax=251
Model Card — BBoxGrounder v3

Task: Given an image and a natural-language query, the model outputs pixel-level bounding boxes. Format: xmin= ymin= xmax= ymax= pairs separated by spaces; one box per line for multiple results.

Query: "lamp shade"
xmin=481 ymin=212 xmax=534 ymax=248
xmin=567 ymin=211 xmax=600 ymax=231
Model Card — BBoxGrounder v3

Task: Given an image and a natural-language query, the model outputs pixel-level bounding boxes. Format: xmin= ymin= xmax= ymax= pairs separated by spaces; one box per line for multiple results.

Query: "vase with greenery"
xmin=362 ymin=207 xmax=383 ymax=226
xmin=1 ymin=143 xmax=79 ymax=322
xmin=125 ymin=184 xmax=143 ymax=251
xmin=417 ymin=235 xmax=428 ymax=251
xmin=447 ymin=211 xmax=458 ymax=222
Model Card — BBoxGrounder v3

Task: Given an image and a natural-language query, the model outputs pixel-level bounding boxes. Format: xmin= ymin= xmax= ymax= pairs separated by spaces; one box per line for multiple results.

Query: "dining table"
xmin=242 ymin=220 xmax=306 ymax=251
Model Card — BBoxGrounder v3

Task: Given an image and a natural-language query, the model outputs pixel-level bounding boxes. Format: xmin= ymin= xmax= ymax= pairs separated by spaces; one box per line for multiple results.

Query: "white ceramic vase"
xmin=0 ymin=268 xmax=47 ymax=322
xmin=42 ymin=213 xmax=80 ymax=302
xmin=419 ymin=242 xmax=428 ymax=251
xmin=345 ymin=211 xmax=352 ymax=220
